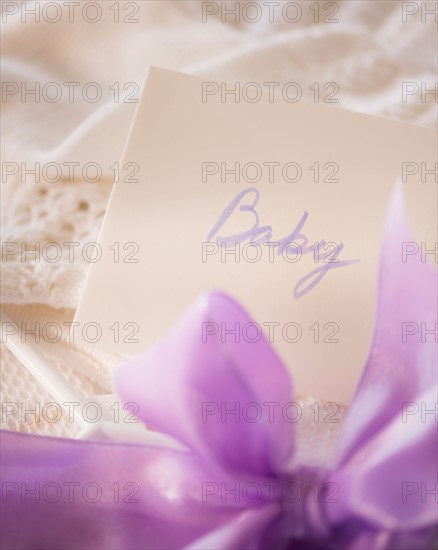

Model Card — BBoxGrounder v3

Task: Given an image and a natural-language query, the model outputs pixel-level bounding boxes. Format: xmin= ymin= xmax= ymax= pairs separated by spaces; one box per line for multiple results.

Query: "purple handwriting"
xmin=207 ymin=187 xmax=359 ymax=298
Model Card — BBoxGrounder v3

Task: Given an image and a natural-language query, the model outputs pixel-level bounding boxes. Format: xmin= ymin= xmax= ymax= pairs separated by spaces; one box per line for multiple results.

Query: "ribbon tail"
xmin=184 ymin=504 xmax=280 ymax=550
xmin=0 ymin=430 xmax=239 ymax=550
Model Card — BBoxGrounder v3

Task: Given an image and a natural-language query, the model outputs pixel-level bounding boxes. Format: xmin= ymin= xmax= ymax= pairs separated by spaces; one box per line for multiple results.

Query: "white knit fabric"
xmin=1 ymin=1 xmax=436 ymax=462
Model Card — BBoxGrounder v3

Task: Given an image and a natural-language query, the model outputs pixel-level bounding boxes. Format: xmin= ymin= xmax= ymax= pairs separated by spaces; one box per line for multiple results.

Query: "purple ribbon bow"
xmin=1 ymin=185 xmax=437 ymax=550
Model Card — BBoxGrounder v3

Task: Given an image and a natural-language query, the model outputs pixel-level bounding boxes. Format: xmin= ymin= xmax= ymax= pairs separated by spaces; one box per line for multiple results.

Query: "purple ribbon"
xmin=1 ymin=185 xmax=437 ymax=549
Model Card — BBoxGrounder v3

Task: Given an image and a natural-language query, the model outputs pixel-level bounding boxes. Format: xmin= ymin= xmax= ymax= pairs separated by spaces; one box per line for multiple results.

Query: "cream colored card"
xmin=74 ymin=67 xmax=437 ymax=405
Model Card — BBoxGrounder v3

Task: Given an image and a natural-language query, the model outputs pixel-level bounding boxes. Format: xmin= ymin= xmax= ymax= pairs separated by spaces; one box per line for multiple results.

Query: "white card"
xmin=75 ymin=67 xmax=437 ymax=405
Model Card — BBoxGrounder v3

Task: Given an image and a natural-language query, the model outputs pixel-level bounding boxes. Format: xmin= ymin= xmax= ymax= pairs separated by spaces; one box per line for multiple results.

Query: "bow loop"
xmin=116 ymin=292 xmax=294 ymax=480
